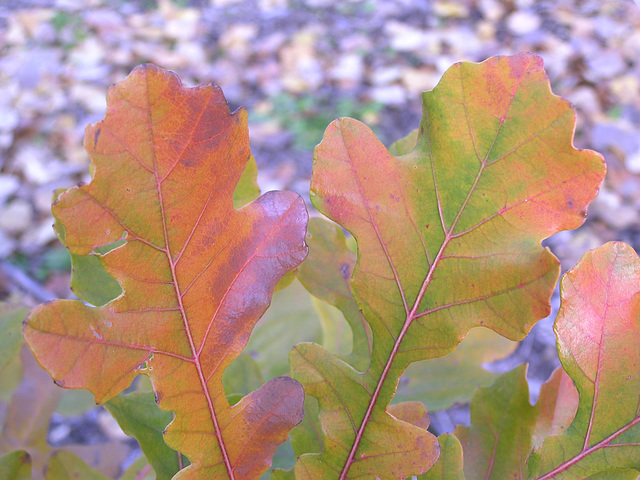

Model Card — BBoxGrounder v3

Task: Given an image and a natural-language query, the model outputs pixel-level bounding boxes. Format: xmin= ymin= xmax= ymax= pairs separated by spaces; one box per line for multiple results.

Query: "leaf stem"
xmin=146 ymin=72 xmax=235 ymax=479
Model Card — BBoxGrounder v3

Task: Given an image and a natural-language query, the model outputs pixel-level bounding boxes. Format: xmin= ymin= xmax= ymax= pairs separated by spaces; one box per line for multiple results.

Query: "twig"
xmin=134 ymin=463 xmax=152 ymax=480
xmin=1 ymin=261 xmax=57 ymax=303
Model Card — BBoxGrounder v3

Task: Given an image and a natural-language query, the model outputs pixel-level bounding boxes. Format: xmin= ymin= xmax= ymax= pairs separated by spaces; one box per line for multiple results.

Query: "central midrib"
xmin=145 ymin=77 xmax=235 ymax=479
xmin=338 ymin=112 xmax=501 ymax=480
xmin=337 ymin=60 xmax=528 ymax=478
xmin=337 ymin=226 xmax=455 ymax=480
xmin=338 ymin=161 xmax=490 ymax=478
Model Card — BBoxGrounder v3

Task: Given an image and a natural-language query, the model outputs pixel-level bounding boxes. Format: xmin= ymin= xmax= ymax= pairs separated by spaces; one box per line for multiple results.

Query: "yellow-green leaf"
xmin=394 ymin=327 xmax=517 ymax=411
xmin=0 ymin=304 xmax=28 ymax=373
xmin=44 ymin=451 xmax=109 ymax=480
xmin=455 ymin=365 xmax=535 ymax=479
xmin=418 ymin=434 xmax=465 ymax=480
xmin=293 ymin=53 xmax=605 ymax=479
xmin=0 ymin=450 xmax=32 ymax=480
xmin=104 ymin=392 xmax=184 ymax=480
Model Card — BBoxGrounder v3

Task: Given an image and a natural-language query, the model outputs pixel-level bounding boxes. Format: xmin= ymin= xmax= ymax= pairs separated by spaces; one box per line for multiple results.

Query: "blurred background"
xmin=0 ymin=0 xmax=639 ymax=303
xmin=0 ymin=0 xmax=639 ymax=468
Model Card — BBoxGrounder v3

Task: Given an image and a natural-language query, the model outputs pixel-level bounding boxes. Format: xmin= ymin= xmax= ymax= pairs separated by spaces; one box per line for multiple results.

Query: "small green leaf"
xmin=233 ymin=155 xmax=261 ymax=208
xmin=104 ymin=392 xmax=182 ymax=480
xmin=418 ymin=434 xmax=465 ymax=480
xmin=222 ymin=353 xmax=265 ymax=397
xmin=297 ymin=217 xmax=371 ymax=371
xmin=67 ymin=253 xmax=122 ymax=306
xmin=290 ymin=396 xmax=323 ymax=458
xmin=272 ymin=396 xmax=324 ymax=479
xmin=0 ymin=304 xmax=28 ymax=373
xmin=394 ymin=327 xmax=517 ymax=411
xmin=388 ymin=128 xmax=418 ymax=157
xmin=0 ymin=450 xmax=32 ymax=480
xmin=245 ymin=279 xmax=322 ymax=379
xmin=275 ymin=269 xmax=296 ymax=292
xmin=455 ymin=365 xmax=536 ymax=480
xmin=45 ymin=451 xmax=110 ymax=480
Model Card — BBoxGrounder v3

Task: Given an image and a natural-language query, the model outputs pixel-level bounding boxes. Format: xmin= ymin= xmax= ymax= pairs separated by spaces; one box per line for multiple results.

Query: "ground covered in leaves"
xmin=1 ymin=0 xmax=639 ymax=471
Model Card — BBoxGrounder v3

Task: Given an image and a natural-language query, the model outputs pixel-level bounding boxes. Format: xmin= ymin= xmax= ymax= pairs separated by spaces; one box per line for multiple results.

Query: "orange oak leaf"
xmin=23 ymin=65 xmax=308 ymax=480
xmin=292 ymin=53 xmax=605 ymax=479
xmin=531 ymin=366 xmax=579 ymax=451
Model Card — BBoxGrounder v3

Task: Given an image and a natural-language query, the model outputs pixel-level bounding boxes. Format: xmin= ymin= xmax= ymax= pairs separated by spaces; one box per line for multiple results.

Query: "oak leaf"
xmin=454 ymin=364 xmax=536 ymax=479
xmin=296 ymin=217 xmax=371 ymax=371
xmin=0 ymin=450 xmax=32 ymax=480
xmin=0 ymin=304 xmax=29 ymax=373
xmin=531 ymin=366 xmax=579 ymax=451
xmin=394 ymin=327 xmax=517 ymax=411
xmin=24 ymin=64 xmax=308 ymax=479
xmin=529 ymin=242 xmax=640 ymax=478
xmin=44 ymin=451 xmax=109 ymax=480
xmin=417 ymin=434 xmax=464 ymax=480
xmin=454 ymin=242 xmax=640 ymax=478
xmin=291 ymin=53 xmax=605 ymax=479
xmin=450 ymin=363 xmax=579 ymax=479
xmin=0 ymin=347 xmax=130 ymax=480
xmin=104 ymin=392 xmax=184 ymax=480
